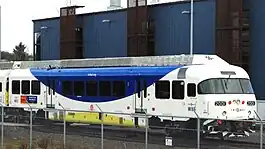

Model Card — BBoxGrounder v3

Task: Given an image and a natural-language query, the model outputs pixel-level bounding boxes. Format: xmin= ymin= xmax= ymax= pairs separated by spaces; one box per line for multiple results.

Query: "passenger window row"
xmin=11 ymin=80 xmax=41 ymax=95
xmin=155 ymin=80 xmax=196 ymax=99
xmin=62 ymin=80 xmax=126 ymax=97
xmin=8 ymin=79 xmax=196 ymax=100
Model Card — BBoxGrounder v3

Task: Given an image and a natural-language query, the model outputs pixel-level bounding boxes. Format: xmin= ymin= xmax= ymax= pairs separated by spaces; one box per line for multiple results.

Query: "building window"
xmin=74 ymin=81 xmax=84 ymax=96
xmin=172 ymin=81 xmax=185 ymax=99
xmin=155 ymin=81 xmax=170 ymax=99
xmin=12 ymin=80 xmax=20 ymax=94
xmin=86 ymin=81 xmax=98 ymax=96
xmin=62 ymin=81 xmax=72 ymax=96
xmin=112 ymin=81 xmax=125 ymax=97
xmin=31 ymin=80 xmax=40 ymax=95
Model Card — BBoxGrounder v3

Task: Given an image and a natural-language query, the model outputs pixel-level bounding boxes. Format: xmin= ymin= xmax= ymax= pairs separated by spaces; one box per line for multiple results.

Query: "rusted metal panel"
xmin=216 ymin=0 xmax=250 ymax=72
xmin=127 ymin=0 xmax=154 ymax=57
xmin=60 ymin=6 xmax=84 ymax=59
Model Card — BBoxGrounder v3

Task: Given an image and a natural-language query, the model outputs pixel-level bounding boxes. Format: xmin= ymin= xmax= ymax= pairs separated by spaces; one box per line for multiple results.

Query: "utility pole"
xmin=190 ymin=0 xmax=194 ymax=56
xmin=0 ymin=6 xmax=2 ymax=60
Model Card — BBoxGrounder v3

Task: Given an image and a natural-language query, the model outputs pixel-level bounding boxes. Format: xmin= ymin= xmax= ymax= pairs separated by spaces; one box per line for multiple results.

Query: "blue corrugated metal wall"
xmin=150 ymin=0 xmax=216 ymax=55
xmin=33 ymin=1 xmax=216 ymax=60
xmin=83 ymin=11 xmax=127 ymax=58
xmin=34 ymin=19 xmax=60 ymax=60
xmin=247 ymin=0 xmax=265 ymax=99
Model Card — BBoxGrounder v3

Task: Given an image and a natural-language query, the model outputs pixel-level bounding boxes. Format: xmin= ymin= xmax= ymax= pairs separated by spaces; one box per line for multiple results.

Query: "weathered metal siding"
xmin=33 ymin=19 xmax=60 ymax=60
xmin=247 ymin=0 xmax=265 ymax=99
xmin=150 ymin=0 xmax=216 ymax=55
xmin=83 ymin=11 xmax=127 ymax=58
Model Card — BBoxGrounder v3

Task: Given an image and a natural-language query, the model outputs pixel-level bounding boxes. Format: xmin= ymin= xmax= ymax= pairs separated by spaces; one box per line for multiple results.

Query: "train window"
xmin=0 ymin=82 xmax=2 ymax=92
xmin=155 ymin=81 xmax=170 ymax=99
xmin=62 ymin=81 xmax=73 ymax=96
xmin=48 ymin=80 xmax=51 ymax=95
xmin=12 ymin=80 xmax=20 ymax=94
xmin=74 ymin=81 xmax=84 ymax=96
xmin=31 ymin=80 xmax=40 ymax=95
xmin=172 ymin=81 xmax=185 ymax=99
xmin=137 ymin=80 xmax=140 ymax=98
xmin=86 ymin=81 xmax=98 ymax=96
xmin=187 ymin=83 xmax=196 ymax=97
xmin=52 ymin=80 xmax=56 ymax=95
xmin=22 ymin=80 xmax=30 ymax=94
xmin=113 ymin=81 xmax=125 ymax=97
xmin=99 ymin=81 xmax=111 ymax=96
xmin=6 ymin=81 xmax=9 ymax=92
xmin=144 ymin=81 xmax=147 ymax=98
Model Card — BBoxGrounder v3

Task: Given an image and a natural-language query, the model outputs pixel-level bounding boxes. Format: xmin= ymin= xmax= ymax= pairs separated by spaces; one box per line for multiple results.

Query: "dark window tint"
xmin=6 ymin=81 xmax=9 ymax=92
xmin=172 ymin=81 xmax=185 ymax=99
xmin=113 ymin=81 xmax=125 ymax=97
xmin=99 ymin=81 xmax=111 ymax=96
xmin=155 ymin=81 xmax=170 ymax=99
xmin=12 ymin=80 xmax=20 ymax=94
xmin=62 ymin=81 xmax=72 ymax=96
xmin=74 ymin=81 xmax=84 ymax=96
xmin=137 ymin=80 xmax=141 ymax=98
xmin=144 ymin=81 xmax=147 ymax=98
xmin=187 ymin=83 xmax=196 ymax=97
xmin=52 ymin=80 xmax=55 ymax=95
xmin=31 ymin=80 xmax=40 ymax=95
xmin=22 ymin=80 xmax=30 ymax=94
xmin=0 ymin=82 xmax=2 ymax=92
xmin=86 ymin=81 xmax=98 ymax=96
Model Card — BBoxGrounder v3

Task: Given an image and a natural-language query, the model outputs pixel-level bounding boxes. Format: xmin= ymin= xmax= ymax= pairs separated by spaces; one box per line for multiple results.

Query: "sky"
xmin=0 ymin=0 xmax=181 ymax=55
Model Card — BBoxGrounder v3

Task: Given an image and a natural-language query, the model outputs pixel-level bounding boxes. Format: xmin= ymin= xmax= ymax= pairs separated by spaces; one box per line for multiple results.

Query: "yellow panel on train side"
xmin=49 ymin=111 xmax=135 ymax=127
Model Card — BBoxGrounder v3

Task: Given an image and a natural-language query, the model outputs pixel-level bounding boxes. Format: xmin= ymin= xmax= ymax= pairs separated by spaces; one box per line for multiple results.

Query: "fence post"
xmin=26 ymin=102 xmax=32 ymax=149
xmin=254 ymin=111 xmax=263 ymax=149
xmin=59 ymin=103 xmax=66 ymax=149
xmin=1 ymin=103 xmax=4 ymax=148
xmin=193 ymin=111 xmax=200 ymax=149
xmin=145 ymin=113 xmax=148 ymax=149
xmin=96 ymin=104 xmax=104 ymax=149
xmin=101 ymin=112 xmax=104 ymax=149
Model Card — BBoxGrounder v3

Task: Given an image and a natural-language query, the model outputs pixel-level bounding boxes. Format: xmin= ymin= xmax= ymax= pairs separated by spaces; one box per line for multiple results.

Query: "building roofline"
xmin=32 ymin=0 xmax=207 ymax=22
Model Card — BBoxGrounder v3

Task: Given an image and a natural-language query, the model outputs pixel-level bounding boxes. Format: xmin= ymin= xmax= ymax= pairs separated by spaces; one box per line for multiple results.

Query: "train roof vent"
xmin=192 ymin=55 xmax=229 ymax=65
xmin=13 ymin=62 xmax=22 ymax=69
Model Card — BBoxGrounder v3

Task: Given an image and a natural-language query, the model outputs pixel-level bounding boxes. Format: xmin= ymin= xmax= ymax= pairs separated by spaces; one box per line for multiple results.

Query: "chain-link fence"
xmin=0 ymin=104 xmax=263 ymax=149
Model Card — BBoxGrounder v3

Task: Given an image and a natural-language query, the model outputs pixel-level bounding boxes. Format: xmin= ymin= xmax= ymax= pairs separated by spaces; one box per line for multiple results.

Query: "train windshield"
xmin=198 ymin=78 xmax=254 ymax=94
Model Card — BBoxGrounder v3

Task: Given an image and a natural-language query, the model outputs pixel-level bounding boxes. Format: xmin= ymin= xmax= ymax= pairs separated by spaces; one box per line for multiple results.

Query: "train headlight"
xmin=222 ymin=111 xmax=227 ymax=116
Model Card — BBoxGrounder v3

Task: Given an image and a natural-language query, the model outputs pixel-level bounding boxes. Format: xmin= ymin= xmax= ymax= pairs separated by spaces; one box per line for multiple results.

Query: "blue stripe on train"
xmin=30 ymin=66 xmax=183 ymax=103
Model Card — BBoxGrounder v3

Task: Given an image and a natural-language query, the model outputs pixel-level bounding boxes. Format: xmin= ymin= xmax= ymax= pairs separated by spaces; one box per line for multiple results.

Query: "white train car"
xmin=0 ymin=55 xmax=257 ymax=138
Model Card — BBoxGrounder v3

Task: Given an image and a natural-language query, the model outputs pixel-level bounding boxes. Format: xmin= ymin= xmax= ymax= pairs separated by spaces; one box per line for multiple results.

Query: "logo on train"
xmin=90 ymin=105 xmax=94 ymax=111
xmin=20 ymin=96 xmax=38 ymax=104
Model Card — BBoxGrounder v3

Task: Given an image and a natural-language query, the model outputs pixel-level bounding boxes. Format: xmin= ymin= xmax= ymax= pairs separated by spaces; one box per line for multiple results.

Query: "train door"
xmin=134 ymin=79 xmax=148 ymax=126
xmin=186 ymin=83 xmax=198 ymax=114
xmin=5 ymin=78 xmax=9 ymax=106
xmin=46 ymin=79 xmax=56 ymax=109
xmin=135 ymin=79 xmax=147 ymax=113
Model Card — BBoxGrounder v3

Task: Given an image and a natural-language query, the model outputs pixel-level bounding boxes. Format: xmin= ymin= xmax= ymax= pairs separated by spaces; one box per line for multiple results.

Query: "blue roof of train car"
xmin=30 ymin=66 xmax=182 ymax=77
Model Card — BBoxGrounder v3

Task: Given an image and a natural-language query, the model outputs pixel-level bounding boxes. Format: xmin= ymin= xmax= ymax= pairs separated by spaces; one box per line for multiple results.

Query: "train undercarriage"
xmin=148 ymin=116 xmax=256 ymax=140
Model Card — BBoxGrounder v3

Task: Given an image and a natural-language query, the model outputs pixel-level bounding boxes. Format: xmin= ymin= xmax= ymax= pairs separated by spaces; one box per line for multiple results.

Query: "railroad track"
xmin=1 ymin=114 xmax=261 ymax=149
xmin=22 ymin=122 xmax=260 ymax=149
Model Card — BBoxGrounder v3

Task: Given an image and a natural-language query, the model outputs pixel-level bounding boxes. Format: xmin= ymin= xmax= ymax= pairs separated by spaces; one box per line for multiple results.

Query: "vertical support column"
xmin=1 ymin=103 xmax=4 ymax=148
xmin=0 ymin=6 xmax=2 ymax=60
xmin=60 ymin=6 xmax=84 ymax=59
xmin=216 ymin=0 xmax=244 ymax=66
xmin=127 ymin=0 xmax=154 ymax=57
